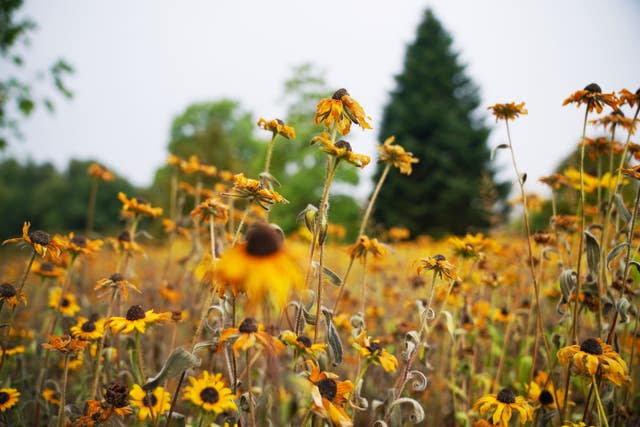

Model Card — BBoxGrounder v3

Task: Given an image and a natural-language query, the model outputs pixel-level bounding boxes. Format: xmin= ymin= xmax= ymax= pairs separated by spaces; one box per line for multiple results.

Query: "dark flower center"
xmin=275 ymin=119 xmax=284 ymax=125
xmin=332 ymin=88 xmax=349 ymax=100
xmin=246 ymin=225 xmax=282 ymax=257
xmin=29 ymin=230 xmax=51 ymax=245
xmin=40 ymin=262 xmax=55 ymax=272
xmin=580 ymin=338 xmax=603 ymax=355
xmin=199 ymin=387 xmax=219 ymax=404
xmin=335 ymin=140 xmax=352 ymax=152
xmin=316 ymin=378 xmax=337 ymax=401
xmin=239 ymin=318 xmax=258 ymax=334
xmin=0 ymin=392 xmax=9 ymax=404
xmin=105 ymin=382 xmax=129 ymax=408
xmin=497 ymin=388 xmax=516 ymax=404
xmin=142 ymin=393 xmax=158 ymax=407
xmin=61 ymin=298 xmax=70 ymax=307
xmin=433 ymin=254 xmax=446 ymax=261
xmin=296 ymin=335 xmax=312 ymax=348
xmin=2 ymin=343 xmax=17 ymax=350
xmin=118 ymin=231 xmax=131 ymax=242
xmin=134 ymin=196 xmax=149 ymax=205
xmin=70 ymin=234 xmax=87 ymax=248
xmin=539 ymin=390 xmax=554 ymax=405
xmin=612 ymin=109 xmax=625 ymax=117
xmin=109 ymin=273 xmax=125 ymax=282
xmin=82 ymin=321 xmax=97 ymax=332
xmin=366 ymin=341 xmax=384 ymax=354
xmin=500 ymin=308 xmax=509 ymax=316
xmin=126 ymin=304 xmax=146 ymax=321
xmin=584 ymin=83 xmax=602 ymax=93
xmin=0 ymin=283 xmax=17 ymax=298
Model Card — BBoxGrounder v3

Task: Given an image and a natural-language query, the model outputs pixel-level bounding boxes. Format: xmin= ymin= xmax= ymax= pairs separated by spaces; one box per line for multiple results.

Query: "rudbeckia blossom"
xmin=129 ymin=384 xmax=171 ymax=421
xmin=348 ymin=235 xmax=386 ymax=262
xmin=88 ymin=163 xmax=115 ymax=181
xmin=418 ymin=254 xmax=458 ymax=281
xmin=183 ymin=371 xmax=237 ymax=414
xmin=314 ymin=88 xmax=372 ymax=135
xmin=311 ymin=134 xmax=371 ymax=168
xmin=0 ymin=388 xmax=20 ymax=412
xmin=0 ymin=283 xmax=27 ymax=309
xmin=219 ymin=317 xmax=284 ymax=356
xmin=118 ymin=192 xmax=163 ymax=218
xmin=3 ymin=222 xmax=64 ymax=259
xmin=227 ymin=174 xmax=288 ymax=210
xmin=306 ymin=360 xmax=354 ymax=427
xmin=563 ymin=83 xmax=618 ymax=114
xmin=257 ymin=117 xmax=296 ymax=139
xmin=70 ymin=316 xmax=105 ymax=341
xmin=352 ymin=331 xmax=398 ymax=372
xmin=488 ymin=102 xmax=528 ymax=121
xmin=472 ymin=388 xmax=533 ymax=427
xmin=619 ymin=88 xmax=640 ymax=108
xmin=280 ymin=330 xmax=326 ymax=359
xmin=107 ymin=304 xmax=171 ymax=335
xmin=48 ymin=287 xmax=81 ymax=317
xmin=42 ymin=335 xmax=88 ymax=353
xmin=215 ymin=224 xmax=303 ymax=314
xmin=378 ymin=136 xmax=419 ymax=175
xmin=557 ymin=338 xmax=629 ymax=385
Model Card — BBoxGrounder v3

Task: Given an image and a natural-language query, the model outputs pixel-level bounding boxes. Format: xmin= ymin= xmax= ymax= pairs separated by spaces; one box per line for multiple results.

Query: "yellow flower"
xmin=42 ymin=388 xmax=60 ymax=406
xmin=106 ymin=230 xmax=143 ymax=254
xmin=449 ymin=233 xmax=496 ymax=259
xmin=42 ymin=335 xmax=88 ymax=353
xmin=557 ymin=338 xmax=629 ymax=385
xmin=32 ymin=261 xmax=65 ymax=279
xmin=183 ymin=371 xmax=237 ymax=414
xmin=48 ymin=287 xmax=81 ymax=317
xmin=311 ymin=133 xmax=371 ymax=168
xmin=306 ymin=360 xmax=354 ymax=427
xmin=563 ymin=83 xmax=618 ymax=113
xmin=348 ymin=235 xmax=386 ymax=262
xmin=492 ymin=308 xmax=514 ymax=324
xmin=590 ymin=109 xmax=637 ymax=133
xmin=88 ymin=163 xmax=115 ymax=181
xmin=315 ymin=88 xmax=372 ymax=135
xmin=107 ymin=305 xmax=171 ymax=335
xmin=62 ymin=232 xmax=103 ymax=256
xmin=472 ymin=388 xmax=533 ymax=427
xmin=191 ymin=198 xmax=229 ymax=223
xmin=179 ymin=155 xmax=217 ymax=177
xmin=257 ymin=117 xmax=296 ymax=139
xmin=215 ymin=224 xmax=303 ymax=314
xmin=352 ymin=331 xmax=398 ymax=372
xmin=129 ymin=384 xmax=171 ymax=421
xmin=3 ymin=221 xmax=64 ymax=259
xmin=0 ymin=388 xmax=20 ymax=412
xmin=118 ymin=192 xmax=163 ymax=218
xmin=418 ymin=254 xmax=458 ymax=281
xmin=539 ymin=173 xmax=570 ymax=190
xmin=159 ymin=281 xmax=182 ymax=304
xmin=70 ymin=316 xmax=105 ymax=340
xmin=488 ymin=102 xmax=528 ymax=121
xmin=219 ymin=317 xmax=285 ymax=356
xmin=0 ymin=282 xmax=27 ymax=309
xmin=227 ymin=173 xmax=288 ymax=210
xmin=387 ymin=226 xmax=410 ymax=241
xmin=0 ymin=342 xmax=25 ymax=357
xmin=525 ymin=371 xmax=564 ymax=409
xmin=377 ymin=136 xmax=419 ymax=175
xmin=279 ymin=330 xmax=326 ymax=359
xmin=94 ymin=273 xmax=141 ymax=301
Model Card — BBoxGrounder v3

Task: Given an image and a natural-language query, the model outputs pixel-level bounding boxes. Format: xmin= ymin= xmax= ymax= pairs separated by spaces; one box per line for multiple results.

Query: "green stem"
xmin=57 ymin=353 xmax=70 ymax=427
xmin=264 ymin=133 xmax=277 ymax=174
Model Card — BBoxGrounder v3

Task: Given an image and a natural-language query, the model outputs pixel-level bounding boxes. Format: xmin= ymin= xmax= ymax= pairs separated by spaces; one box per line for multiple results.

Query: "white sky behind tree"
xmin=4 ymin=0 xmax=640 ymax=199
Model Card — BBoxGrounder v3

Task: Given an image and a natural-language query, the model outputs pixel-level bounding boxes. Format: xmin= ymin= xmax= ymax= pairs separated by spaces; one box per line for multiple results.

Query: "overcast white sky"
xmin=4 ymin=0 xmax=640 ymax=198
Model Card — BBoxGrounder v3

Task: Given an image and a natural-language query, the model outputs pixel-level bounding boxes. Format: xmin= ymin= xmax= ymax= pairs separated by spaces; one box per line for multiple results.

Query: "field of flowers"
xmin=0 ymin=86 xmax=639 ymax=427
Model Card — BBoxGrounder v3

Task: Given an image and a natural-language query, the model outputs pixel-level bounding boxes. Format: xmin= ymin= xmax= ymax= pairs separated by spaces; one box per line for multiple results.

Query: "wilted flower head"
xmin=348 ymin=235 xmax=386 ymax=262
xmin=619 ymin=88 xmax=640 ymax=108
xmin=257 ymin=117 xmax=296 ymax=139
xmin=488 ymin=102 xmax=528 ymax=121
xmin=87 ymin=163 xmax=115 ymax=181
xmin=557 ymin=337 xmax=629 ymax=385
xmin=418 ymin=254 xmax=458 ymax=281
xmin=191 ymin=198 xmax=229 ymax=223
xmin=311 ymin=133 xmax=371 ymax=168
xmin=227 ymin=173 xmax=288 ymax=210
xmin=179 ymin=155 xmax=217 ymax=177
xmin=42 ymin=335 xmax=88 ymax=353
xmin=314 ymin=88 xmax=372 ymax=135
xmin=118 ymin=192 xmax=163 ymax=218
xmin=563 ymin=83 xmax=618 ymax=113
xmin=3 ymin=222 xmax=64 ymax=259
xmin=378 ymin=136 xmax=419 ymax=175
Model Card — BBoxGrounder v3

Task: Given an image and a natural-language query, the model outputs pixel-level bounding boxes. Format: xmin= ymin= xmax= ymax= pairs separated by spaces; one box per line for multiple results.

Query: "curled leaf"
xmin=559 ymin=269 xmax=577 ymax=303
xmin=388 ymin=397 xmax=425 ymax=424
xmin=323 ymin=307 xmax=343 ymax=366
xmin=406 ymin=370 xmax=429 ymax=391
xmin=491 ymin=144 xmax=509 ymax=160
xmin=606 ymin=242 xmax=629 ymax=271
xmin=614 ymin=194 xmax=632 ymax=224
xmin=584 ymin=231 xmax=600 ymax=276
xmin=143 ymin=347 xmax=201 ymax=391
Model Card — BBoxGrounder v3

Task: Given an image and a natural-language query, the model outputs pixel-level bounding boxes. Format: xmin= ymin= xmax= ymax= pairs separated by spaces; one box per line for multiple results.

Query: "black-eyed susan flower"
xmin=488 ymin=102 xmax=528 ymax=121
xmin=219 ymin=317 xmax=284 ymax=356
xmin=492 ymin=308 xmax=514 ymax=324
xmin=104 ymin=382 xmax=131 ymax=415
xmin=417 ymin=254 xmax=458 ymax=281
xmin=42 ymin=388 xmax=60 ymax=406
xmin=348 ymin=235 xmax=386 ymax=262
xmin=449 ymin=233 xmax=496 ymax=259
xmin=387 ymin=226 xmax=410 ymax=241
xmin=0 ymin=282 xmax=27 ymax=309
xmin=352 ymin=331 xmax=398 ymax=372
xmin=42 ymin=335 xmax=88 ymax=353
xmin=179 ymin=155 xmax=218 ymax=177
xmin=94 ymin=273 xmax=141 ymax=300
xmin=63 ymin=232 xmax=103 ymax=256
xmin=215 ymin=224 xmax=303 ymax=314
xmin=0 ymin=342 xmax=25 ymax=357
xmin=129 ymin=384 xmax=171 ymax=421
xmin=183 ymin=371 xmax=237 ymax=414
xmin=3 ymin=222 xmax=64 ymax=259
xmin=563 ymin=83 xmax=618 ymax=114
xmin=191 ymin=198 xmax=229 ymax=224
xmin=618 ymin=88 xmax=640 ymax=108
xmin=162 ymin=218 xmax=190 ymax=238
xmin=107 ymin=304 xmax=171 ymax=335
xmin=591 ymin=109 xmax=637 ymax=133
xmin=88 ymin=163 xmax=115 ymax=182
xmin=32 ymin=261 xmax=65 ymax=279
xmin=257 ymin=117 xmax=296 ymax=139
xmin=311 ymin=134 xmax=371 ymax=168
xmin=106 ymin=230 xmax=143 ymax=254
xmin=0 ymin=387 xmax=20 ymax=412
xmin=557 ymin=337 xmax=629 ymax=385
xmin=539 ymin=173 xmax=570 ymax=190
xmin=525 ymin=371 xmax=564 ymax=409
xmin=118 ymin=192 xmax=163 ymax=218
xmin=561 ymin=422 xmax=594 ymax=427
xmin=280 ymin=330 xmax=326 ymax=359
xmin=378 ymin=136 xmax=419 ymax=175
xmin=159 ymin=281 xmax=182 ymax=304
xmin=226 ymin=173 xmax=288 ymax=210
xmin=48 ymin=287 xmax=80 ymax=317
xmin=306 ymin=360 xmax=354 ymax=427
xmin=314 ymin=88 xmax=372 ymax=135
xmin=472 ymin=388 xmax=533 ymax=427
xmin=70 ymin=315 xmax=105 ymax=341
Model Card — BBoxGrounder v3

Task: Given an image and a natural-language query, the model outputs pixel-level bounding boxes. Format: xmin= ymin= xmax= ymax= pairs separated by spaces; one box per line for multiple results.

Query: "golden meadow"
xmin=0 ymin=86 xmax=639 ymax=427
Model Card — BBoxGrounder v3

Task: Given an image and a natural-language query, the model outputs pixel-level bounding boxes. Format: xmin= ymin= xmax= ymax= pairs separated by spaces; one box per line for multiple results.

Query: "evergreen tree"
xmin=373 ymin=9 xmax=509 ymax=237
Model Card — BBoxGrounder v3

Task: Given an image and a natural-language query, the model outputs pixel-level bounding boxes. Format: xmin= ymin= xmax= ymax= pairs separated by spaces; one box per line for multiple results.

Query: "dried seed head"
xmin=199 ymin=387 xmax=220 ymax=403
xmin=238 ymin=317 xmax=258 ymax=334
xmin=316 ymin=378 xmax=337 ymax=401
xmin=496 ymin=388 xmax=516 ymax=404
xmin=580 ymin=338 xmax=603 ymax=355
xmin=118 ymin=231 xmax=131 ymax=242
xmin=335 ymin=140 xmax=352 ymax=152
xmin=125 ymin=304 xmax=146 ymax=321
xmin=539 ymin=390 xmax=554 ymax=405
xmin=246 ymin=225 xmax=282 ymax=257
xmin=584 ymin=83 xmax=602 ymax=93
xmin=275 ymin=119 xmax=284 ymax=125
xmin=70 ymin=234 xmax=87 ymax=248
xmin=104 ymin=382 xmax=129 ymax=408
xmin=60 ymin=298 xmax=70 ymax=308
xmin=332 ymin=88 xmax=349 ymax=100
xmin=29 ymin=230 xmax=51 ymax=245
xmin=296 ymin=335 xmax=312 ymax=348
xmin=109 ymin=273 xmax=125 ymax=282
xmin=0 ymin=283 xmax=17 ymax=298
